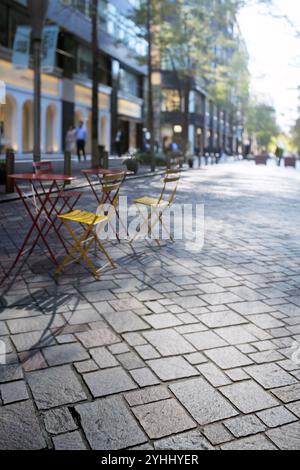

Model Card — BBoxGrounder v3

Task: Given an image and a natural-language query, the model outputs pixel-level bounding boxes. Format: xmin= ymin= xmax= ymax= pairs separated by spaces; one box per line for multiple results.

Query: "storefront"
xmin=117 ymin=93 xmax=144 ymax=154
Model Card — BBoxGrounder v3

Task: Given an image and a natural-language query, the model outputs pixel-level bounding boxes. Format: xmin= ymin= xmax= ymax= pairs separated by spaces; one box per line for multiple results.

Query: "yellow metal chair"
xmin=55 ymin=210 xmax=115 ymax=280
xmin=130 ymin=169 xmax=181 ymax=247
xmin=97 ymin=172 xmax=126 ymax=242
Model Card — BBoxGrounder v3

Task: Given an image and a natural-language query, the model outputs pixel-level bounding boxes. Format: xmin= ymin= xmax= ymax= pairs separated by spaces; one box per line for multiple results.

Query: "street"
xmin=0 ymin=161 xmax=300 ymax=450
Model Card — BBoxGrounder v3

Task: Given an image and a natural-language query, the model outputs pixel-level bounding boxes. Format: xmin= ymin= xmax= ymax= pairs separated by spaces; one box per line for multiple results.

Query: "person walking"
xmin=115 ymin=129 xmax=123 ymax=158
xmin=275 ymin=146 xmax=284 ymax=167
xmin=76 ymin=121 xmax=88 ymax=162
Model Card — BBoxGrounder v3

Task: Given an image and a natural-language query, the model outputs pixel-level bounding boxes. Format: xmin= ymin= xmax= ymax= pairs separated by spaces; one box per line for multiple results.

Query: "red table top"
xmin=9 ymin=173 xmax=76 ymax=182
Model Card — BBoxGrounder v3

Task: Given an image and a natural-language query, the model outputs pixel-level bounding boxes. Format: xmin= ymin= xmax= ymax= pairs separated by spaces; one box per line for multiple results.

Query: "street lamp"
xmin=27 ymin=0 xmax=49 ymax=162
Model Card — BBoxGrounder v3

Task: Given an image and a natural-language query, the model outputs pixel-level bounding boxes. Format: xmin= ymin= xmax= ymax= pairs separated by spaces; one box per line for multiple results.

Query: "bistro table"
xmin=81 ymin=168 xmax=133 ymax=242
xmin=5 ymin=173 xmax=76 ymax=278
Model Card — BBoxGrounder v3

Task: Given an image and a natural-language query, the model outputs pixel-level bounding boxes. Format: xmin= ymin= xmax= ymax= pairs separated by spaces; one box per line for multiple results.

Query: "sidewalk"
xmin=0 ymin=161 xmax=300 ymax=450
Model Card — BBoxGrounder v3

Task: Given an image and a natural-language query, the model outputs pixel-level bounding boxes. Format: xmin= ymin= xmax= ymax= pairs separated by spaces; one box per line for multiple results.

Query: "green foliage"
xmin=136 ymin=151 xmax=166 ymax=166
xmin=246 ymin=101 xmax=280 ymax=149
xmin=123 ymin=158 xmax=139 ymax=175
xmin=291 ymin=118 xmax=300 ymax=154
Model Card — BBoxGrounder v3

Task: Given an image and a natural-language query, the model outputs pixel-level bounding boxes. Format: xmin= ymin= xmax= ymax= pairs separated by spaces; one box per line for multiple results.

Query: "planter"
xmin=285 ymin=156 xmax=296 ymax=168
xmin=255 ymin=155 xmax=268 ymax=165
xmin=123 ymin=158 xmax=139 ymax=175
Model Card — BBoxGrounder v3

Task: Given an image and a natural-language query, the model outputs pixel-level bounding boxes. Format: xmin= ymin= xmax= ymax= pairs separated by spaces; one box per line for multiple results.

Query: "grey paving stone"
xmin=1 ymin=380 xmax=29 ymax=404
xmin=147 ymin=356 xmax=198 ymax=381
xmin=229 ymin=286 xmax=265 ymax=301
xmin=184 ymin=352 xmax=208 ymax=365
xmin=42 ymin=407 xmax=78 ymax=434
xmin=176 ymin=296 xmax=207 ymax=308
xmin=271 ymin=383 xmax=300 ymax=403
xmin=197 ymin=363 xmax=231 ymax=387
xmin=245 ymin=363 xmax=298 ymax=389
xmin=117 ymin=352 xmax=145 ymax=370
xmin=154 ymin=430 xmax=213 ymax=450
xmin=122 ymin=332 xmax=147 ymax=346
xmin=0 ymin=363 xmax=24 ymax=383
xmin=74 ymin=359 xmax=99 ymax=373
xmin=215 ymin=326 xmax=258 ymax=345
xmin=266 ymin=422 xmax=300 ymax=450
xmin=83 ymin=367 xmax=137 ymax=397
xmin=249 ymin=314 xmax=284 ymax=329
xmin=52 ymin=431 xmax=87 ymax=450
xmin=101 ymin=310 xmax=150 ymax=333
xmin=199 ymin=311 xmax=247 ymax=328
xmin=220 ymin=380 xmax=279 ymax=413
xmin=257 ymin=406 xmax=298 ymax=428
xmin=130 ymin=368 xmax=160 ymax=387
xmin=0 ymin=322 xmax=9 ymax=336
xmin=90 ymin=347 xmax=118 ymax=368
xmin=75 ymin=396 xmax=147 ymax=450
xmin=249 ymin=350 xmax=283 ymax=364
xmin=135 ymin=344 xmax=160 ymax=360
xmin=7 ymin=315 xmax=65 ymax=334
xmin=224 ymin=415 xmax=266 ymax=438
xmin=27 ymin=365 xmax=87 ymax=409
xmin=109 ymin=298 xmax=144 ymax=311
xmin=286 ymin=401 xmax=300 ymax=418
xmin=64 ymin=309 xmax=101 ymax=324
xmin=144 ymin=313 xmax=183 ymax=329
xmin=204 ymin=346 xmax=253 ymax=369
xmin=42 ymin=343 xmax=89 ymax=366
xmin=170 ymin=377 xmax=238 ymax=425
xmin=76 ymin=328 xmax=119 ymax=348
xmin=225 ymin=368 xmax=249 ymax=382
xmin=229 ymin=301 xmax=274 ymax=316
xmin=19 ymin=350 xmax=47 ymax=371
xmin=184 ymin=330 xmax=227 ymax=350
xmin=108 ymin=342 xmax=130 ymax=354
xmin=11 ymin=331 xmax=56 ymax=352
xmin=143 ymin=329 xmax=195 ymax=356
xmin=0 ymin=401 xmax=46 ymax=450
xmin=200 ymin=292 xmax=243 ymax=306
xmin=132 ymin=398 xmax=196 ymax=439
xmin=202 ymin=423 xmax=233 ymax=445
xmin=221 ymin=435 xmax=277 ymax=450
xmin=125 ymin=385 xmax=171 ymax=406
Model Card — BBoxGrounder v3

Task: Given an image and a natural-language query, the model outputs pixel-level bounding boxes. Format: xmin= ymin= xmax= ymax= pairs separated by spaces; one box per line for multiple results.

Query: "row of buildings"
xmin=0 ymin=0 xmax=247 ymax=157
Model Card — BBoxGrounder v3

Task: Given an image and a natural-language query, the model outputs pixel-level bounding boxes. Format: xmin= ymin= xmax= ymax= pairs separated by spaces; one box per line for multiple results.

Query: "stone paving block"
xmin=130 ymin=368 xmax=160 ymax=387
xmin=176 ymin=296 xmax=207 ymax=309
xmin=266 ymin=422 xmax=300 ymax=450
xmin=199 ymin=311 xmax=247 ymax=328
xmin=143 ymin=313 xmax=183 ymax=329
xmin=171 ymin=377 xmax=238 ymax=425
xmin=224 ymin=415 xmax=266 ymax=438
xmin=108 ymin=342 xmax=130 ymax=354
xmin=102 ymin=310 xmax=150 ymax=333
xmin=197 ymin=363 xmax=231 ymax=387
xmin=202 ymin=423 xmax=233 ymax=445
xmin=286 ymin=401 xmax=300 ymax=418
xmin=74 ymin=359 xmax=99 ymax=374
xmin=42 ymin=407 xmax=78 ymax=434
xmin=83 ymin=367 xmax=137 ymax=397
xmin=225 ymin=368 xmax=249 ymax=382
xmin=76 ymin=328 xmax=119 ymax=348
xmin=19 ymin=350 xmax=47 ymax=371
xmin=184 ymin=352 xmax=208 ymax=365
xmin=7 ymin=315 xmax=64 ymax=334
xmin=204 ymin=346 xmax=253 ymax=369
xmin=1 ymin=380 xmax=29 ymax=404
xmin=229 ymin=301 xmax=274 ymax=316
xmin=143 ymin=329 xmax=195 ymax=356
xmin=27 ymin=365 xmax=87 ymax=409
xmin=75 ymin=396 xmax=147 ymax=450
xmin=154 ymin=430 xmax=213 ymax=450
xmin=109 ymin=298 xmax=144 ymax=311
xmin=63 ymin=309 xmax=101 ymax=325
xmin=245 ymin=363 xmax=298 ymax=389
xmin=184 ymin=331 xmax=227 ymax=350
xmin=0 ymin=401 xmax=46 ymax=450
xmin=132 ymin=398 xmax=196 ymax=439
xmin=215 ymin=326 xmax=258 ymax=345
xmin=249 ymin=314 xmax=285 ymax=330
xmin=200 ymin=292 xmax=243 ymax=306
xmin=90 ymin=347 xmax=118 ymax=369
xmin=220 ymin=381 xmax=279 ymax=413
xmin=257 ymin=406 xmax=298 ymax=428
xmin=221 ymin=435 xmax=277 ymax=450
xmin=125 ymin=385 xmax=171 ymax=407
xmin=271 ymin=384 xmax=300 ymax=403
xmin=147 ymin=356 xmax=198 ymax=381
xmin=42 ymin=343 xmax=89 ymax=366
xmin=229 ymin=286 xmax=265 ymax=301
xmin=52 ymin=431 xmax=87 ymax=450
xmin=11 ymin=331 xmax=56 ymax=352
xmin=0 ymin=363 xmax=24 ymax=383
xmin=134 ymin=344 xmax=160 ymax=360
xmin=122 ymin=332 xmax=147 ymax=346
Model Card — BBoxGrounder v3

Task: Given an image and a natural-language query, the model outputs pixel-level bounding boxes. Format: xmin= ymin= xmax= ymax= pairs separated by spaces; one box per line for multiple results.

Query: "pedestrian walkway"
xmin=0 ymin=161 xmax=300 ymax=450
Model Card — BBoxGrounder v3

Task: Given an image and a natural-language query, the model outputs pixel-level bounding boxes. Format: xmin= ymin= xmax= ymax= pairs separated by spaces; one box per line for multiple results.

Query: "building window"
xmin=77 ymin=45 xmax=92 ymax=79
xmin=119 ymin=69 xmax=139 ymax=97
xmin=161 ymin=90 xmax=181 ymax=112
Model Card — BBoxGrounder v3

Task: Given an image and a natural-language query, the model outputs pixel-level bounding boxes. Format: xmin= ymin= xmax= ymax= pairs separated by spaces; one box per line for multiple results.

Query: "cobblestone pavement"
xmin=1 ymin=161 xmax=300 ymax=450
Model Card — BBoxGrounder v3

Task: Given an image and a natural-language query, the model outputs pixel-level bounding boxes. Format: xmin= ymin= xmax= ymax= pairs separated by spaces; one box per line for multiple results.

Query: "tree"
xmin=246 ymin=101 xmax=280 ymax=150
xmin=292 ymin=118 xmax=300 ymax=154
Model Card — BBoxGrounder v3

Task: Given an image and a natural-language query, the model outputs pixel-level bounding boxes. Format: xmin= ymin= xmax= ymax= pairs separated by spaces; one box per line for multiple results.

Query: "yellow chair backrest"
xmin=158 ymin=169 xmax=181 ymax=206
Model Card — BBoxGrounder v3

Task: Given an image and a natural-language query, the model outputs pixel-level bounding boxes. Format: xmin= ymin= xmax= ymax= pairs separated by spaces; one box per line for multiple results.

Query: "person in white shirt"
xmin=76 ymin=121 xmax=88 ymax=162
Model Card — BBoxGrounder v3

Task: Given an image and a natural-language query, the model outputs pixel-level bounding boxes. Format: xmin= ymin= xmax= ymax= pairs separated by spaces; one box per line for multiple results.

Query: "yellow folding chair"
xmin=130 ymin=169 xmax=181 ymax=247
xmin=55 ymin=210 xmax=115 ymax=280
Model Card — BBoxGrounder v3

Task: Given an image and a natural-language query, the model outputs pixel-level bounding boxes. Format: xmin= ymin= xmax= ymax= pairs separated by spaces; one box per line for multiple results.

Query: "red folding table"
xmin=5 ymin=173 xmax=76 ymax=278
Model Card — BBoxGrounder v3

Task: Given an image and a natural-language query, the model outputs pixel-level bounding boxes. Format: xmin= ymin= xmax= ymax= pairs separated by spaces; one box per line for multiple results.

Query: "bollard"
xmin=98 ymin=145 xmax=105 ymax=167
xmin=103 ymin=150 xmax=109 ymax=169
xmin=64 ymin=151 xmax=72 ymax=185
xmin=5 ymin=149 xmax=15 ymax=193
